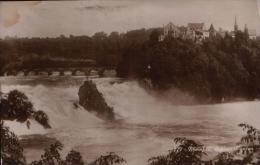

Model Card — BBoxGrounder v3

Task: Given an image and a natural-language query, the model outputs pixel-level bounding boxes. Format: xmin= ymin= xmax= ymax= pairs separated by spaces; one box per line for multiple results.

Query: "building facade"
xmin=159 ymin=22 xmax=211 ymax=42
xmin=248 ymin=29 xmax=257 ymax=40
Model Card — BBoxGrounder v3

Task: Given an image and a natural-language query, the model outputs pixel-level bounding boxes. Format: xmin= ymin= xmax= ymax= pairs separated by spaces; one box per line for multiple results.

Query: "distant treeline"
xmin=0 ymin=28 xmax=158 ymax=72
xmin=1 ymin=28 xmax=260 ymax=101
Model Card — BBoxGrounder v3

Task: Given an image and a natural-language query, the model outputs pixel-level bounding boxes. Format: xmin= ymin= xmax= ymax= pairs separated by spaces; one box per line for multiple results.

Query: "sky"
xmin=0 ymin=0 xmax=260 ymax=38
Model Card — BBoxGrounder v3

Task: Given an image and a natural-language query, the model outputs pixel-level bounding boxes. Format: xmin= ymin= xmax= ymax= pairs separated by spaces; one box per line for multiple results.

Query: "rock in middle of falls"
xmin=78 ymin=80 xmax=115 ymax=120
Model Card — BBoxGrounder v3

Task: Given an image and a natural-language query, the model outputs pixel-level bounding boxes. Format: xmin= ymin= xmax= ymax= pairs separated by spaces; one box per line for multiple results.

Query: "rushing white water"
xmin=1 ymin=77 xmax=260 ymax=165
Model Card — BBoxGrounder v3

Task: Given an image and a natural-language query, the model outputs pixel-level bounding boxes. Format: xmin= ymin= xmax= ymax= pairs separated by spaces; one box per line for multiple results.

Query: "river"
xmin=1 ymin=76 xmax=260 ymax=165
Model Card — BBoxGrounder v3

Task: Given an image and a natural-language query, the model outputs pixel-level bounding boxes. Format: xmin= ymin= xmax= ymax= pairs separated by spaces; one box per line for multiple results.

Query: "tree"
xmin=92 ymin=32 xmax=107 ymax=42
xmin=211 ymin=123 xmax=260 ymax=165
xmin=1 ymin=123 xmax=26 ymax=165
xmin=149 ymin=29 xmax=160 ymax=44
xmin=1 ymin=90 xmax=51 ymax=165
xmin=90 ymin=152 xmax=126 ymax=165
xmin=30 ymin=143 xmax=126 ymax=165
xmin=235 ymin=123 xmax=260 ymax=164
xmin=30 ymin=141 xmax=63 ymax=165
xmin=65 ymin=150 xmax=84 ymax=165
xmin=1 ymin=90 xmax=51 ymax=128
xmin=148 ymin=137 xmax=206 ymax=165
xmin=213 ymin=152 xmax=235 ymax=165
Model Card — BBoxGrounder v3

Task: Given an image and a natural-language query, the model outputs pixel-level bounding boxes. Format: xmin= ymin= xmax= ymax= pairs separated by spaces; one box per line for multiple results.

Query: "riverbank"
xmin=138 ymin=78 xmax=259 ymax=106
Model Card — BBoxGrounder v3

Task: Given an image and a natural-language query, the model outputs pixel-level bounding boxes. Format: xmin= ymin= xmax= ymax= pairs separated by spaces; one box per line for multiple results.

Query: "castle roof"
xmin=165 ymin=22 xmax=178 ymax=29
xmin=209 ymin=24 xmax=215 ymax=31
xmin=164 ymin=22 xmax=179 ymax=32
xmin=188 ymin=23 xmax=205 ymax=30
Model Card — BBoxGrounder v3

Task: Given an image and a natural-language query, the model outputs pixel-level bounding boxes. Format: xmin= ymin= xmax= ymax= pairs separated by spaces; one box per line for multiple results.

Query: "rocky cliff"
xmin=78 ymin=80 xmax=115 ymax=120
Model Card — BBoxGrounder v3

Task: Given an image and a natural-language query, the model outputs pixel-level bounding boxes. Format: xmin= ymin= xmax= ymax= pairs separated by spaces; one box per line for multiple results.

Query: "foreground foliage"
xmin=1 ymin=90 xmax=51 ymax=128
xmin=1 ymin=90 xmax=51 ymax=165
xmin=148 ymin=137 xmax=206 ymax=165
xmin=90 ymin=152 xmax=126 ymax=165
xmin=148 ymin=123 xmax=260 ymax=165
xmin=1 ymin=123 xmax=25 ymax=165
xmin=29 ymin=141 xmax=86 ymax=165
xmin=30 ymin=141 xmax=125 ymax=165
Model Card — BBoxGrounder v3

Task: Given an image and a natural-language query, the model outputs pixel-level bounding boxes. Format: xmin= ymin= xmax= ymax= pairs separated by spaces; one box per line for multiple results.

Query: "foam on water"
xmin=2 ymin=84 xmax=103 ymax=135
xmin=95 ymin=79 xmax=260 ymax=127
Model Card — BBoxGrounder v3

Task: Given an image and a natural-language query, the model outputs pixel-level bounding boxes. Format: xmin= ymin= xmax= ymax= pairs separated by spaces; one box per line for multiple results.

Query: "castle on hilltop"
xmin=159 ymin=17 xmax=257 ymax=42
xmin=159 ymin=22 xmax=210 ymax=41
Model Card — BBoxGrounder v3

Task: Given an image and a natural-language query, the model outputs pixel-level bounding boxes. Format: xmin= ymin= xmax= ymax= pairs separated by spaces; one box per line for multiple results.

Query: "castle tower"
xmin=209 ymin=24 xmax=216 ymax=37
xmin=244 ymin=24 xmax=249 ymax=38
xmin=234 ymin=16 xmax=238 ymax=31
xmin=244 ymin=24 xmax=248 ymax=33
xmin=209 ymin=24 xmax=215 ymax=31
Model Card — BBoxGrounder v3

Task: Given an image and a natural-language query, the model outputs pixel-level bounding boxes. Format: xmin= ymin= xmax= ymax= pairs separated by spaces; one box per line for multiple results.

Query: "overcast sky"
xmin=0 ymin=0 xmax=260 ymax=38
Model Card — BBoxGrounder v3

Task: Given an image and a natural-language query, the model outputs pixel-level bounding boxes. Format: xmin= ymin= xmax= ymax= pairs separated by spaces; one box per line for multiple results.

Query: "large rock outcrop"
xmin=78 ymin=80 xmax=115 ymax=120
